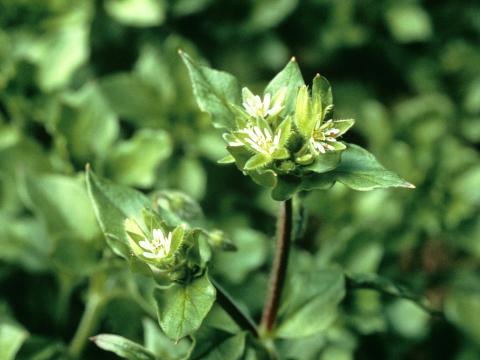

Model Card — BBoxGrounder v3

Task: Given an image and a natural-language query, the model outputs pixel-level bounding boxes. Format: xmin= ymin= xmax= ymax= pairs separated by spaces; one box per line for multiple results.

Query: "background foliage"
xmin=0 ymin=0 xmax=479 ymax=359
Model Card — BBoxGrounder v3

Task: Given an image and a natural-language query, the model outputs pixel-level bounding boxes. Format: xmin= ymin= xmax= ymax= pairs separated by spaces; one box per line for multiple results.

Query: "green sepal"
xmin=312 ymin=74 xmax=333 ymax=120
xmin=217 ymin=154 xmax=236 ymax=164
xmin=333 ymin=119 xmax=355 ymax=136
xmin=329 ymin=141 xmax=347 ymax=151
xmin=272 ymin=148 xmax=289 ymax=160
xmin=244 ymin=153 xmax=271 ymax=170
xmin=276 ymin=116 xmax=293 ymax=147
xmin=294 ymin=85 xmax=314 ymax=138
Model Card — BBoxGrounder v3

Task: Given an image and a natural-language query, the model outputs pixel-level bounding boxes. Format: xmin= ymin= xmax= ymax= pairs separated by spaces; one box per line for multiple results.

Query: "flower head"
xmin=236 ymin=125 xmax=282 ymax=156
xmin=310 ymin=120 xmax=342 ymax=154
xmin=139 ymin=228 xmax=173 ymax=259
xmin=242 ymin=87 xmax=286 ymax=119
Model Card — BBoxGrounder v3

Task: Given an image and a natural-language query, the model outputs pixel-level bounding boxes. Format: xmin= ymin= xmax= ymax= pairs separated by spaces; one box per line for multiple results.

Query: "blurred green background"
xmin=1 ymin=0 xmax=479 ymax=359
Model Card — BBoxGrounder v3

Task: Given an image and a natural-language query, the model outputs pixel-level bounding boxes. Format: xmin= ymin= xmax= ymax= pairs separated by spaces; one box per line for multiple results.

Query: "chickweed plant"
xmin=83 ymin=53 xmax=429 ymax=360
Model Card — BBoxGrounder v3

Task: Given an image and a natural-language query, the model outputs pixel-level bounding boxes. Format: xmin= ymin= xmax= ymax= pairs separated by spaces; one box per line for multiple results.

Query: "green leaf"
xmin=323 ymin=144 xmax=415 ymax=191
xmin=60 ymin=82 xmax=119 ymax=162
xmin=244 ymin=153 xmax=271 ymax=170
xmin=99 ymin=73 xmax=164 ymax=124
xmin=0 ymin=322 xmax=28 ymax=360
xmin=445 ymin=284 xmax=480 ymax=345
xmin=106 ymin=129 xmax=172 ymax=188
xmin=346 ymin=273 xmax=442 ymax=316
xmin=86 ymin=167 xmax=150 ymax=258
xmin=276 ymin=268 xmax=345 ymax=338
xmin=142 ymin=318 xmax=192 ymax=359
xmin=265 ymin=58 xmax=304 ymax=114
xmin=304 ymin=152 xmax=341 ymax=174
xmin=271 ymin=176 xmax=301 ymax=201
xmin=154 ymin=273 xmax=216 ymax=341
xmin=13 ymin=4 xmax=91 ymax=90
xmin=386 ymin=4 xmax=432 ymax=43
xmin=249 ymin=169 xmax=278 ymax=188
xmin=190 ymin=326 xmax=246 ymax=360
xmin=105 ymin=0 xmax=166 ymax=27
xmin=180 ymin=51 xmax=241 ymax=129
xmin=23 ymin=174 xmax=99 ymax=242
xmin=91 ymin=334 xmax=155 ymax=360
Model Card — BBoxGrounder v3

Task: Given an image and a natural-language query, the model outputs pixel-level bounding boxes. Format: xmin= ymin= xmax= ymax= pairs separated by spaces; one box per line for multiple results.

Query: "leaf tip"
xmin=85 ymin=163 xmax=91 ymax=172
xmin=177 ymin=48 xmax=183 ymax=56
xmin=290 ymin=56 xmax=296 ymax=62
xmin=405 ymin=182 xmax=416 ymax=189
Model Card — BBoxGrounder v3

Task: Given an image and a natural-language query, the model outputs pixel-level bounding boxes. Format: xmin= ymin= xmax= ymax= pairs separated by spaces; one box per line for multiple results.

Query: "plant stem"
xmin=212 ymin=278 xmax=259 ymax=337
xmin=68 ymin=292 xmax=106 ymax=358
xmin=260 ymin=198 xmax=293 ymax=335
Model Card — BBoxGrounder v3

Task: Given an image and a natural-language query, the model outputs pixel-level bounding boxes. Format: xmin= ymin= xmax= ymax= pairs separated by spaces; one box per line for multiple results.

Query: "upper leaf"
xmin=86 ymin=166 xmax=150 ymax=258
xmin=324 ymin=144 xmax=415 ymax=191
xmin=264 ymin=57 xmax=305 ymax=115
xmin=180 ymin=51 xmax=241 ymax=129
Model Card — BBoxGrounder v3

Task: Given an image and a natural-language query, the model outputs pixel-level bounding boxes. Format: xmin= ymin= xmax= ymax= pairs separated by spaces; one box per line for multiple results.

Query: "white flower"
xmin=242 ymin=87 xmax=286 ymax=119
xmin=232 ymin=125 xmax=282 ymax=156
xmin=310 ymin=120 xmax=340 ymax=154
xmin=139 ymin=228 xmax=172 ymax=259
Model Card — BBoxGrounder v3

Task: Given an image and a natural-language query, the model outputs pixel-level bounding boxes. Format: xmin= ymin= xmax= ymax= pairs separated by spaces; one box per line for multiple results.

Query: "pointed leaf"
xmin=265 ymin=58 xmax=304 ymax=114
xmin=180 ymin=51 xmax=241 ymax=129
xmin=86 ymin=167 xmax=150 ymax=258
xmin=329 ymin=144 xmax=415 ymax=190
xmin=91 ymin=334 xmax=155 ymax=360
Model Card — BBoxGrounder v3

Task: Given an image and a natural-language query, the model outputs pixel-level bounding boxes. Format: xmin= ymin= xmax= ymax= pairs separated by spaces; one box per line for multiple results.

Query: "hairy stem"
xmin=212 ymin=279 xmax=259 ymax=337
xmin=260 ymin=198 xmax=293 ymax=335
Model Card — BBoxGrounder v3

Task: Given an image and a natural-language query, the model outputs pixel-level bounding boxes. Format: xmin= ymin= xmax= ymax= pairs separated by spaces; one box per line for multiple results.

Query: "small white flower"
xmin=139 ymin=228 xmax=172 ymax=259
xmin=310 ymin=120 xmax=340 ymax=155
xmin=242 ymin=87 xmax=285 ymax=119
xmin=237 ymin=125 xmax=282 ymax=155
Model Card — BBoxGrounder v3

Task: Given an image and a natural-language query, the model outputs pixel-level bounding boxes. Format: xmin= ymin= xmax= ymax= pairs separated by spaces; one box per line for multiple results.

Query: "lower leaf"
xmin=154 ymin=273 xmax=216 ymax=341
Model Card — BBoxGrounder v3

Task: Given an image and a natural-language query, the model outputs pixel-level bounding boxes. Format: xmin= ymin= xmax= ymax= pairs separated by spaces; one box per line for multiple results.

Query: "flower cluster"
xmin=220 ymin=75 xmax=354 ymax=178
xmin=124 ymin=209 xmax=209 ymax=284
